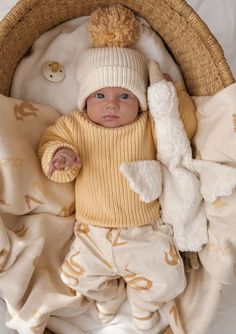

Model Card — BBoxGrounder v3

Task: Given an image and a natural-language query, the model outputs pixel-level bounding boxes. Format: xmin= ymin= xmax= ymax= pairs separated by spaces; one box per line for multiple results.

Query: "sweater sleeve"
xmin=38 ymin=112 xmax=80 ymax=183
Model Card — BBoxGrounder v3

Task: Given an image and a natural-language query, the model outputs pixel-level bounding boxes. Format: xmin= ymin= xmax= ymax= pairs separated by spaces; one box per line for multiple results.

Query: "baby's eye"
xmin=95 ymin=93 xmax=105 ymax=99
xmin=120 ymin=93 xmax=129 ymax=100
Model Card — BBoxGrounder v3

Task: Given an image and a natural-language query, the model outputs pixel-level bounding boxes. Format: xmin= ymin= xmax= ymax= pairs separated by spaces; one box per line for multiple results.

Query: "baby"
xmin=38 ymin=4 xmax=197 ymax=331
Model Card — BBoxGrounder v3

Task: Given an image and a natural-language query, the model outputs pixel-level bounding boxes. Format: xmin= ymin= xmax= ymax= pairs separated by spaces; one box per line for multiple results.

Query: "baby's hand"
xmin=47 ymin=148 xmax=81 ymax=177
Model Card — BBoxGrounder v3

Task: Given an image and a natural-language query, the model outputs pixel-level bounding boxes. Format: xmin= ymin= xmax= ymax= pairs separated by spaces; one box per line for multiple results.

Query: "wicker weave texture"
xmin=0 ymin=0 xmax=234 ymax=95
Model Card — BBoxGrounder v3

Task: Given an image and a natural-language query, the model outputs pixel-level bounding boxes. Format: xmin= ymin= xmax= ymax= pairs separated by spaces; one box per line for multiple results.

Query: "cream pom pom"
xmin=89 ymin=4 xmax=140 ymax=48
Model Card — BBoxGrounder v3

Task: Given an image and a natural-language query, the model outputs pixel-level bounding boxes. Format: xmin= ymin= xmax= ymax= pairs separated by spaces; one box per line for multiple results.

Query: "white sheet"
xmin=0 ymin=1 xmax=236 ymax=334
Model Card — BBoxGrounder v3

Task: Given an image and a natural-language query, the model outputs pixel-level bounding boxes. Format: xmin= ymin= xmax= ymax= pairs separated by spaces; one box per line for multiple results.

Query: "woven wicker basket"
xmin=0 ymin=1 xmax=234 ymax=334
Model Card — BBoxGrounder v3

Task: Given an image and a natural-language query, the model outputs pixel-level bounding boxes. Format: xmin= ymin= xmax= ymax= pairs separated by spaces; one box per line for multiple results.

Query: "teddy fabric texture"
xmin=60 ymin=221 xmax=186 ymax=330
xmin=144 ymin=72 xmax=236 ymax=252
xmin=132 ymin=62 xmax=207 ymax=252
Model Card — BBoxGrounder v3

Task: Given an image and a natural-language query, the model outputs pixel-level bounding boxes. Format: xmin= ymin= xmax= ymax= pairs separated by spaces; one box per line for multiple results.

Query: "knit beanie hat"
xmin=76 ymin=4 xmax=149 ymax=111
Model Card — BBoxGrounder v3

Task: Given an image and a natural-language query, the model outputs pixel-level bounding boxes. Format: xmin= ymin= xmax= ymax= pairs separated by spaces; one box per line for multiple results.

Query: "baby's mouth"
xmin=102 ymin=115 xmax=119 ymax=120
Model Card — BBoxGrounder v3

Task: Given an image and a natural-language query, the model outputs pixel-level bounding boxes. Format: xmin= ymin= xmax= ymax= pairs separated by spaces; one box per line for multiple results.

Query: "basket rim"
xmin=168 ymin=0 xmax=235 ymax=87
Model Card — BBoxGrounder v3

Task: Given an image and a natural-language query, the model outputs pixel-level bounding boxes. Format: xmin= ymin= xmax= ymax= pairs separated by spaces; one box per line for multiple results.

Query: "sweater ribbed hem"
xmin=75 ymin=208 xmax=160 ymax=229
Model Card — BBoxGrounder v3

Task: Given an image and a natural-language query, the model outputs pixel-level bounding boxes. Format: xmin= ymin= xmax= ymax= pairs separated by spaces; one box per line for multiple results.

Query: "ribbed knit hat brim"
xmin=76 ymin=47 xmax=149 ymax=111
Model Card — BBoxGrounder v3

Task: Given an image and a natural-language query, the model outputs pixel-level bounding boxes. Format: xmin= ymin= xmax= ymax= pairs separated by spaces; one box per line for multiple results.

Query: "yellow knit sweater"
xmin=38 ymin=83 xmax=196 ymax=228
xmin=38 ymin=111 xmax=160 ymax=228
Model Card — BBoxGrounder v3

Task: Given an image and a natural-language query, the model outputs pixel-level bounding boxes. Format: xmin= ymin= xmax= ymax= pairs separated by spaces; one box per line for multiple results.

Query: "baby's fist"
xmin=48 ymin=148 xmax=81 ymax=177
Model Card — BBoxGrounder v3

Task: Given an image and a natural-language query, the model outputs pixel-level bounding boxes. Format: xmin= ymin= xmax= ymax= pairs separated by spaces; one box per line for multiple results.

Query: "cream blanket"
xmin=193 ymin=83 xmax=236 ymax=284
xmin=0 ymin=95 xmax=90 ymax=334
xmin=0 ymin=84 xmax=236 ymax=334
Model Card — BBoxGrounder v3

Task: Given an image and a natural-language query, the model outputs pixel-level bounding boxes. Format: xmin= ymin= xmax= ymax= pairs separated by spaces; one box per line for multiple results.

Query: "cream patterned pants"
xmin=60 ymin=220 xmax=186 ymax=327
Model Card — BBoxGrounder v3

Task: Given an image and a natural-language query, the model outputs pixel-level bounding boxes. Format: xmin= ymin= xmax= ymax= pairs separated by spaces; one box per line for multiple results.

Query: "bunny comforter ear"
xmin=148 ymin=60 xmax=181 ymax=126
xmin=148 ymin=60 xmax=165 ymax=85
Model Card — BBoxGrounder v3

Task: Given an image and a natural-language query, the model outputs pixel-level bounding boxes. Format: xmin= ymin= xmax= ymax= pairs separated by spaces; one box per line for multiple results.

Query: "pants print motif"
xmin=60 ymin=220 xmax=186 ymax=324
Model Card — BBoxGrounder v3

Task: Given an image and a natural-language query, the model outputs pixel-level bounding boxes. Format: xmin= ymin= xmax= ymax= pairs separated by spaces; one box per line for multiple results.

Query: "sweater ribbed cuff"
xmin=41 ymin=141 xmax=80 ymax=183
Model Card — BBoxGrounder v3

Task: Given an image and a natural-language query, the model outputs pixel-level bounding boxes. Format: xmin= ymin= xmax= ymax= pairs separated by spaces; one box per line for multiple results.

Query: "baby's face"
xmin=86 ymin=87 xmax=139 ymax=128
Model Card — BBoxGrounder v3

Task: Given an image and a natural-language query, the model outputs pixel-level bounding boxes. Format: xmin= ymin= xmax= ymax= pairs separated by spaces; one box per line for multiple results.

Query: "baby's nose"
xmin=106 ymin=98 xmax=119 ymax=108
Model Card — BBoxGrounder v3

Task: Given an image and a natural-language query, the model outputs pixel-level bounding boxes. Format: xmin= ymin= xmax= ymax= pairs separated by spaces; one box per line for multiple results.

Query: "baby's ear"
xmin=148 ymin=60 xmax=165 ymax=85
